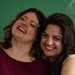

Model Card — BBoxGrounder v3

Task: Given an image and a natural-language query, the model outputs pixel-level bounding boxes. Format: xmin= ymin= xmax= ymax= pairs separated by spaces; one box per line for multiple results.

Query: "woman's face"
xmin=12 ymin=12 xmax=39 ymax=43
xmin=40 ymin=24 xmax=63 ymax=57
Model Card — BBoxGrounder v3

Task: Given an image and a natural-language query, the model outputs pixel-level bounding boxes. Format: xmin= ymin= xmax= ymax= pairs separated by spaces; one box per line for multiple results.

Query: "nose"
xmin=46 ymin=38 xmax=53 ymax=46
xmin=21 ymin=22 xmax=27 ymax=27
xmin=22 ymin=22 xmax=25 ymax=26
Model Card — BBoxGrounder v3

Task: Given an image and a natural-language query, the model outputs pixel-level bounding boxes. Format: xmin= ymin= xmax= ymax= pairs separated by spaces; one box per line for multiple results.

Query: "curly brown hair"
xmin=0 ymin=8 xmax=46 ymax=60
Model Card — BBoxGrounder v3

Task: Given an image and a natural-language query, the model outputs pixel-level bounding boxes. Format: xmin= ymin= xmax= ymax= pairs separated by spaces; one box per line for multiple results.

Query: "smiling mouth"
xmin=17 ymin=26 xmax=26 ymax=34
xmin=45 ymin=45 xmax=56 ymax=51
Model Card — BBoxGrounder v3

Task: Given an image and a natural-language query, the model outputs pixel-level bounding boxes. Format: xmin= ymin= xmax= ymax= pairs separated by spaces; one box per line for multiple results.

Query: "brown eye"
xmin=42 ymin=32 xmax=48 ymax=38
xmin=30 ymin=23 xmax=36 ymax=28
xmin=54 ymin=36 xmax=61 ymax=41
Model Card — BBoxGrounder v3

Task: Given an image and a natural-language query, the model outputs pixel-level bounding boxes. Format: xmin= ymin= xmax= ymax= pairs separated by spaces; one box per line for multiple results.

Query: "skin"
xmin=12 ymin=12 xmax=39 ymax=43
xmin=40 ymin=24 xmax=63 ymax=59
xmin=41 ymin=24 xmax=75 ymax=75
xmin=3 ymin=12 xmax=40 ymax=62
xmin=61 ymin=57 xmax=75 ymax=75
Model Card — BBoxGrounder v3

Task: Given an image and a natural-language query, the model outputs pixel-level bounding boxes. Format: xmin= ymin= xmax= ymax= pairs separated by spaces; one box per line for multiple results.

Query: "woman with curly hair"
xmin=0 ymin=8 xmax=49 ymax=75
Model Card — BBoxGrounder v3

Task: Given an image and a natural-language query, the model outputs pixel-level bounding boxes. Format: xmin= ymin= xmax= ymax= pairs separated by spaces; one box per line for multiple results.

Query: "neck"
xmin=3 ymin=38 xmax=35 ymax=62
xmin=10 ymin=38 xmax=33 ymax=56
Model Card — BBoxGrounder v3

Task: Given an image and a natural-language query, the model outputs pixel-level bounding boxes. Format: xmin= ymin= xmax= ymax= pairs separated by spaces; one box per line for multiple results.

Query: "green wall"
xmin=0 ymin=0 xmax=75 ymax=41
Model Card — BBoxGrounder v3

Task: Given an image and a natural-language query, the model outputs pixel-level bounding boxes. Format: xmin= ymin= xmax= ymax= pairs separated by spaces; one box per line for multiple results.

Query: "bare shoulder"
xmin=61 ymin=57 xmax=75 ymax=75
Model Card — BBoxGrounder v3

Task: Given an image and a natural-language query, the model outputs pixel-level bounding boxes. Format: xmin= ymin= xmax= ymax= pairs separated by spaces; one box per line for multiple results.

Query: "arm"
xmin=61 ymin=58 xmax=75 ymax=75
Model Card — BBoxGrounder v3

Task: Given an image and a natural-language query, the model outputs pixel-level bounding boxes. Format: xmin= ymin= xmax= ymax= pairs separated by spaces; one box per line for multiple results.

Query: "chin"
xmin=45 ymin=53 xmax=55 ymax=57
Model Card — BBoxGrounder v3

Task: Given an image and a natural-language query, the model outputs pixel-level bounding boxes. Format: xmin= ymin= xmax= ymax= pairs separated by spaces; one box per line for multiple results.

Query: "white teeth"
xmin=46 ymin=47 xmax=54 ymax=50
xmin=18 ymin=27 xmax=25 ymax=33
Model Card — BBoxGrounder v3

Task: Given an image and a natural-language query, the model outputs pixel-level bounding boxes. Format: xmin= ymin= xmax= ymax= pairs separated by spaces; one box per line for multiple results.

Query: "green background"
xmin=0 ymin=0 xmax=75 ymax=41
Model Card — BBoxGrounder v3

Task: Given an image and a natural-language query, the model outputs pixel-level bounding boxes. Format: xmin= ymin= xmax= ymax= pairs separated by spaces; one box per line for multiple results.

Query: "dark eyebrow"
xmin=55 ymin=35 xmax=62 ymax=39
xmin=43 ymin=31 xmax=48 ymax=35
xmin=43 ymin=31 xmax=47 ymax=34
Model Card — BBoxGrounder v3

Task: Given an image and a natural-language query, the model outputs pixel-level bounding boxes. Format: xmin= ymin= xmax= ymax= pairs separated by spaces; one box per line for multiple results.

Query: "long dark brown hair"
xmin=41 ymin=13 xmax=75 ymax=75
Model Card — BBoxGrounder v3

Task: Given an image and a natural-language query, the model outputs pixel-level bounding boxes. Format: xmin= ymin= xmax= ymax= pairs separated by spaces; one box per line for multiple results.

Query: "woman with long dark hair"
xmin=40 ymin=13 xmax=75 ymax=75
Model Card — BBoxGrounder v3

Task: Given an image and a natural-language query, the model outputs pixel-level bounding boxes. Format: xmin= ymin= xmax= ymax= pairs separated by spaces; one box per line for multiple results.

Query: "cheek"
xmin=12 ymin=22 xmax=18 ymax=30
xmin=14 ymin=20 xmax=21 ymax=27
xmin=31 ymin=29 xmax=36 ymax=35
xmin=12 ymin=22 xmax=19 ymax=34
xmin=14 ymin=22 xmax=19 ymax=27
xmin=32 ymin=28 xmax=37 ymax=35
xmin=58 ymin=42 xmax=63 ymax=52
xmin=40 ymin=38 xmax=45 ymax=46
xmin=41 ymin=38 xmax=44 ymax=44
xmin=41 ymin=36 xmax=44 ymax=41
xmin=29 ymin=29 xmax=37 ymax=39
xmin=12 ymin=24 xmax=17 ymax=33
xmin=12 ymin=25 xmax=15 ymax=33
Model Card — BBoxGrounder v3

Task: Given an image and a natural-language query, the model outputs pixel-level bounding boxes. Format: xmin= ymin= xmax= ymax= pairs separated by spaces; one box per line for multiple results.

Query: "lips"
xmin=17 ymin=26 xmax=26 ymax=34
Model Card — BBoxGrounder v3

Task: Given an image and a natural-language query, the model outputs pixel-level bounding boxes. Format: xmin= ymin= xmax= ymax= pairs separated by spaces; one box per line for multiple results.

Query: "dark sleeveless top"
xmin=0 ymin=46 xmax=49 ymax=75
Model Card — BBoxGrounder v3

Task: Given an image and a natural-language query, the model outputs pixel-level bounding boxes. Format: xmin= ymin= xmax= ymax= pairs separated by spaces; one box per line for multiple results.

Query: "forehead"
xmin=22 ymin=12 xmax=37 ymax=20
xmin=45 ymin=24 xmax=62 ymax=35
